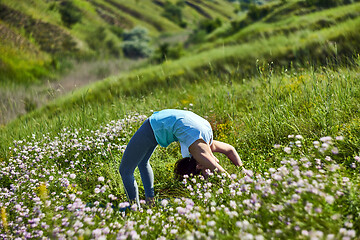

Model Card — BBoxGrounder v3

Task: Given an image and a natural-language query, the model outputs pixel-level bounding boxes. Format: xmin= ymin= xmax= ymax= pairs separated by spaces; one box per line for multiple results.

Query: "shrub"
xmin=162 ymin=1 xmax=187 ymax=27
xmin=305 ymin=0 xmax=347 ymax=7
xmin=86 ymin=27 xmax=121 ymax=57
xmin=186 ymin=29 xmax=207 ymax=44
xmin=122 ymin=27 xmax=152 ymax=59
xmin=122 ymin=27 xmax=150 ymax=42
xmin=247 ymin=4 xmax=271 ymax=21
xmin=58 ymin=0 xmax=82 ymax=28
xmin=198 ymin=18 xmax=222 ymax=34
xmin=152 ymin=43 xmax=184 ymax=63
xmin=186 ymin=18 xmax=222 ymax=45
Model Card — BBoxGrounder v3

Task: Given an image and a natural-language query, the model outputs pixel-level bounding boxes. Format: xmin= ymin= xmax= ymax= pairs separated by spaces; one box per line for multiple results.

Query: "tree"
xmin=59 ymin=1 xmax=82 ymax=28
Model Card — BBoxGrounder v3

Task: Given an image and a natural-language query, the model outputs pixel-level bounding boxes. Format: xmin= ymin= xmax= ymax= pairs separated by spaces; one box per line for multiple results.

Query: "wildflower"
xmin=273 ymin=144 xmax=281 ymax=149
xmin=230 ymin=200 xmax=237 ymax=209
xmin=301 ymin=230 xmax=309 ymax=236
xmin=1 ymin=207 xmax=8 ymax=232
xmin=130 ymin=204 xmax=138 ymax=211
xmin=320 ymin=136 xmax=332 ymax=142
xmin=170 ymin=229 xmax=178 ymax=235
xmin=161 ymin=199 xmax=169 ymax=207
xmin=243 ymin=233 xmax=254 ymax=240
xmin=331 ymin=147 xmax=339 ymax=155
xmin=208 ymin=229 xmax=215 ymax=237
xmin=207 ymin=221 xmax=216 ymax=227
xmin=98 ymin=176 xmax=105 ymax=182
xmin=335 ymin=136 xmax=344 ymax=141
xmin=70 ymin=174 xmax=76 ymax=179
xmin=204 ymin=192 xmax=211 ymax=199
xmin=255 ymin=235 xmax=264 ymax=240
xmin=326 ymin=234 xmax=335 ymax=240
xmin=39 ymin=182 xmax=48 ymax=201
xmin=243 ymin=169 xmax=254 ymax=177
xmin=304 ymin=202 xmax=313 ymax=214
xmin=325 ymin=195 xmax=335 ymax=204
xmin=295 ymin=135 xmax=303 ymax=139
xmin=284 ymin=147 xmax=291 ymax=154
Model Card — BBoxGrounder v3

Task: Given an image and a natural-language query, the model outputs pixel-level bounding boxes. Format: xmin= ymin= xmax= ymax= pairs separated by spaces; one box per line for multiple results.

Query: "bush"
xmin=152 ymin=43 xmax=184 ymax=63
xmin=305 ymin=0 xmax=347 ymax=7
xmin=122 ymin=27 xmax=152 ymax=59
xmin=186 ymin=18 xmax=222 ymax=45
xmin=162 ymin=1 xmax=187 ymax=27
xmin=186 ymin=29 xmax=207 ymax=44
xmin=122 ymin=27 xmax=150 ymax=42
xmin=247 ymin=4 xmax=271 ymax=21
xmin=86 ymin=27 xmax=121 ymax=57
xmin=198 ymin=18 xmax=222 ymax=34
xmin=58 ymin=0 xmax=82 ymax=28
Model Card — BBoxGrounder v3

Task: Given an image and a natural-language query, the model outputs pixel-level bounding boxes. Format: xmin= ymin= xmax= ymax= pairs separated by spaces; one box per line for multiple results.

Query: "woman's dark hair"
xmin=173 ymin=156 xmax=201 ymax=180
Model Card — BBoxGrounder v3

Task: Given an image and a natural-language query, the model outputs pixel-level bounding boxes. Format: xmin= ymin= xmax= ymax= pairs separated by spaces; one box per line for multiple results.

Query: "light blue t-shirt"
xmin=149 ymin=109 xmax=213 ymax=157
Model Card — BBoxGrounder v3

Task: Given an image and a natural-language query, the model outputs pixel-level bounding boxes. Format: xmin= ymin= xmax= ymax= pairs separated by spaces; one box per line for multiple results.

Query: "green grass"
xmin=2 ymin=63 xmax=360 ymax=163
xmin=1 ymin=1 xmax=360 ymax=238
xmin=200 ymin=1 xmax=360 ymax=52
xmin=11 ymin=12 xmax=358 ymax=116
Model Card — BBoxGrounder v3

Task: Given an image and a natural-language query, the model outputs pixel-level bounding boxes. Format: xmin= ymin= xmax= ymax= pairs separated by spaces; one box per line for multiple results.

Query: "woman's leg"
xmin=119 ymin=119 xmax=157 ymax=206
xmin=138 ymin=147 xmax=155 ymax=199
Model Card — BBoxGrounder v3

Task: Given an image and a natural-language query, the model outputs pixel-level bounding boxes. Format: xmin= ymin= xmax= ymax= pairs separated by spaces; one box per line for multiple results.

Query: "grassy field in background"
xmin=10 ymin=12 xmax=359 ymax=123
xmin=2 ymin=62 xmax=360 ymax=169
xmin=201 ymin=1 xmax=360 ymax=52
xmin=1 ymin=1 xmax=360 ymax=238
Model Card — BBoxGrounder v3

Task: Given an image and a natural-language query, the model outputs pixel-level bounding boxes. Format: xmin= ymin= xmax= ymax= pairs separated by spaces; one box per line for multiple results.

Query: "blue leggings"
xmin=119 ymin=119 xmax=158 ymax=205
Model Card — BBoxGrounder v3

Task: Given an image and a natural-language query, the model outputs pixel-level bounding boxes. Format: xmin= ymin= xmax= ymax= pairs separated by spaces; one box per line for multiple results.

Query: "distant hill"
xmin=32 ymin=0 xmax=360 ymax=112
xmin=0 ymin=0 xmax=237 ymax=83
xmin=1 ymin=0 xmax=360 ymax=126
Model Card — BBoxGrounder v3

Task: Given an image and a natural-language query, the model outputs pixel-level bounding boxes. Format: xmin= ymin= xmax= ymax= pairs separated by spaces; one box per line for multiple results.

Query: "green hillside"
xmin=199 ymin=0 xmax=360 ymax=52
xmin=11 ymin=1 xmax=358 ymax=115
xmin=0 ymin=0 xmax=236 ymax=83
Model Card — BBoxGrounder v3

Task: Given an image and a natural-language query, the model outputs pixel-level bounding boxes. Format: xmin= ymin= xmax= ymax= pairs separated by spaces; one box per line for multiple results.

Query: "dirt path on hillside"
xmin=0 ymin=59 xmax=144 ymax=125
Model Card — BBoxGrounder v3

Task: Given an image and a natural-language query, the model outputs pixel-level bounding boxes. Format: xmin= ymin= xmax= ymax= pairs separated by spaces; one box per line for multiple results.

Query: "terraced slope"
xmin=0 ymin=0 xmax=237 ymax=83
xmin=198 ymin=1 xmax=360 ymax=53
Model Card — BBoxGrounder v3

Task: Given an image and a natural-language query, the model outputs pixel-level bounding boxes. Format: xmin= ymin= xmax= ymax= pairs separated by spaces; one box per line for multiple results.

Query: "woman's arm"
xmin=188 ymin=139 xmax=226 ymax=173
xmin=210 ymin=140 xmax=243 ymax=167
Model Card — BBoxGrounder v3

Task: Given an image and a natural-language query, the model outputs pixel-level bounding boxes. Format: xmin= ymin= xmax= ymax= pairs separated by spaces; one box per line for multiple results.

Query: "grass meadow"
xmin=1 ymin=60 xmax=360 ymax=239
xmin=1 ymin=0 xmax=360 ymax=239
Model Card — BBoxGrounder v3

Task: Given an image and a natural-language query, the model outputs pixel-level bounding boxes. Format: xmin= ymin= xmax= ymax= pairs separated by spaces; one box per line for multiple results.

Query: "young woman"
xmin=119 ymin=109 xmax=242 ymax=206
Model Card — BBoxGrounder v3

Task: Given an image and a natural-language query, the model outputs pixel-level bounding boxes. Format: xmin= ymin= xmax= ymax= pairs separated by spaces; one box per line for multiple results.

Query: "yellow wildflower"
xmin=1 ymin=207 xmax=8 ymax=232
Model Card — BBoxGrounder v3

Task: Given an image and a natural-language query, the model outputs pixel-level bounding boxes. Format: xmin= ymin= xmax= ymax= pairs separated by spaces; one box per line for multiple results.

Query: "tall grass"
xmin=2 ymin=64 xmax=360 ymax=166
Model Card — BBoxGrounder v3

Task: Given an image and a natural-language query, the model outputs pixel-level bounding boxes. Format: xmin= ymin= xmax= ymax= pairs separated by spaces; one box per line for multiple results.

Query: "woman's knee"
xmin=119 ymin=164 xmax=133 ymax=178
